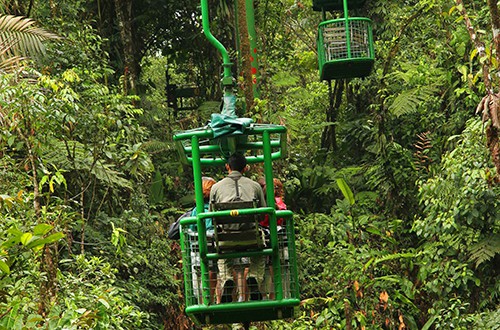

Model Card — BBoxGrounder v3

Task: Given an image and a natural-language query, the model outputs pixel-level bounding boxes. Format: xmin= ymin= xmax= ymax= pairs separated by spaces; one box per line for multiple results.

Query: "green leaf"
xmin=421 ymin=315 xmax=437 ymax=330
xmin=373 ymin=252 xmax=416 ymax=266
xmin=33 ymin=223 xmax=53 ymax=236
xmin=20 ymin=232 xmax=33 ymax=246
xmin=43 ymin=232 xmax=65 ymax=243
xmin=98 ymin=298 xmax=110 ymax=309
xmin=26 ymin=232 xmax=64 ymax=249
xmin=7 ymin=227 xmax=23 ymax=237
xmin=0 ymin=259 xmax=10 ymax=274
xmin=336 ymin=178 xmax=355 ymax=205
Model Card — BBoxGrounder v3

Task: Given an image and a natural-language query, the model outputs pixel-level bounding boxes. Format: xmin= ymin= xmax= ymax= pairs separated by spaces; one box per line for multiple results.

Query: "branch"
xmin=283 ymin=14 xmax=317 ymax=54
xmin=455 ymin=0 xmax=492 ymax=93
xmin=382 ymin=6 xmax=425 ymax=79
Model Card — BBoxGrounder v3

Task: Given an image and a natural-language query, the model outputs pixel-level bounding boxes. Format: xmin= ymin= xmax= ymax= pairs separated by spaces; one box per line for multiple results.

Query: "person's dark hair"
xmin=227 ymin=153 xmax=247 ymax=172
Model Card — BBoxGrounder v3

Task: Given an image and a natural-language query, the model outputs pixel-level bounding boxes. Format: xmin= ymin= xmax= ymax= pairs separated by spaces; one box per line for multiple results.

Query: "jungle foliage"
xmin=0 ymin=0 xmax=499 ymax=329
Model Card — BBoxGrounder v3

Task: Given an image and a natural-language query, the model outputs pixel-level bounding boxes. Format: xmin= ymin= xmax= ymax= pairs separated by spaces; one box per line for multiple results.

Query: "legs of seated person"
xmin=246 ymin=255 xmax=265 ymax=300
xmin=217 ymin=256 xmax=266 ymax=303
xmin=217 ymin=258 xmax=237 ymax=303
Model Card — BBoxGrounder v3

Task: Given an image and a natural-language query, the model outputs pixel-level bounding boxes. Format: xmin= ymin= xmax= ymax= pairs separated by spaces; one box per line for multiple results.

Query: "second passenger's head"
xmin=202 ymin=176 xmax=216 ymax=201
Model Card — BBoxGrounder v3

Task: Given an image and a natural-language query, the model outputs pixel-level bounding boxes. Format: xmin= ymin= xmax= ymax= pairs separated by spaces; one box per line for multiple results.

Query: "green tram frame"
xmin=173 ymin=124 xmax=300 ymax=325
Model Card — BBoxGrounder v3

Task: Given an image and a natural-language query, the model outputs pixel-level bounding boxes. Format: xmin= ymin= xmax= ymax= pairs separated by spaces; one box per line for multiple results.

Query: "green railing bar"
xmin=206 ymin=248 xmax=273 ymax=260
xmin=186 ymin=298 xmax=300 ymax=313
xmin=180 ymin=210 xmax=293 ymax=227
xmin=180 ymin=230 xmax=194 ymax=306
xmin=196 ymin=207 xmax=275 ymax=219
xmin=181 ymin=140 xmax=283 ymax=154
xmin=173 ymin=126 xmax=287 ymax=141
xmin=180 ymin=151 xmax=284 ymax=166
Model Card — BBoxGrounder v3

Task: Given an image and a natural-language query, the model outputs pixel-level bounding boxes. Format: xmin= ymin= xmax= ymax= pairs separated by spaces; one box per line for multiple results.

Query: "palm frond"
xmin=0 ymin=15 xmax=59 ymax=62
xmin=388 ymin=85 xmax=439 ymax=118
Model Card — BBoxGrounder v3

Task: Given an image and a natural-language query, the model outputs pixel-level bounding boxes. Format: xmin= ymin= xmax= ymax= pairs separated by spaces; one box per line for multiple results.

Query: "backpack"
xmin=211 ymin=178 xmax=264 ymax=252
xmin=167 ymin=210 xmax=191 ymax=240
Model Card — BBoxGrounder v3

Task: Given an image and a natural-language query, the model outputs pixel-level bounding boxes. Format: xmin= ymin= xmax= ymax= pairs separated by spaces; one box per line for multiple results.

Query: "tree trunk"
xmin=237 ymin=0 xmax=254 ymax=112
xmin=114 ymin=0 xmax=138 ymax=95
xmin=321 ymin=80 xmax=343 ymax=152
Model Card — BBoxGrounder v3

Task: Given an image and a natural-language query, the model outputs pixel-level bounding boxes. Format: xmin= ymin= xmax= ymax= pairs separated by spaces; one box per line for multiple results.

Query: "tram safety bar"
xmin=179 ymin=208 xmax=293 ymax=226
xmin=173 ymin=125 xmax=287 ymax=141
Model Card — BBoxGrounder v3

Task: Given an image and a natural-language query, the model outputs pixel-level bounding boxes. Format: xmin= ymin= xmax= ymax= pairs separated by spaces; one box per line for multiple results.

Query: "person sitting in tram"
xmin=210 ymin=153 xmax=266 ymax=303
xmin=258 ymin=177 xmax=287 ymax=300
xmin=189 ymin=176 xmax=218 ymax=302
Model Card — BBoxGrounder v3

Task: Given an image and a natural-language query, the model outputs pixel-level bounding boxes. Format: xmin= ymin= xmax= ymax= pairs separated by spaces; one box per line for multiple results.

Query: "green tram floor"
xmin=186 ymin=298 xmax=300 ymax=325
xmin=320 ymin=58 xmax=374 ymax=80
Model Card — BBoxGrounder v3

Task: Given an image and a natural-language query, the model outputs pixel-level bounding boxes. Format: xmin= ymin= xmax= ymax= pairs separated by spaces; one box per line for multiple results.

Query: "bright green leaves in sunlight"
xmin=0 ymin=224 xmax=64 ymax=275
xmin=2 ymin=224 xmax=64 ymax=251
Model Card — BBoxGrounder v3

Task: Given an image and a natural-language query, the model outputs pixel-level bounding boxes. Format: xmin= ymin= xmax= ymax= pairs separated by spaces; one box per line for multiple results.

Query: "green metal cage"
xmin=312 ymin=0 xmax=367 ymax=11
xmin=317 ymin=17 xmax=374 ymax=80
xmin=173 ymin=125 xmax=300 ymax=325
xmin=179 ymin=210 xmax=299 ymax=325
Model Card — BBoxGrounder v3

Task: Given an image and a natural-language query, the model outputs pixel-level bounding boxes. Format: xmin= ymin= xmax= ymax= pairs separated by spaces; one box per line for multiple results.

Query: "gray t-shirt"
xmin=210 ymin=171 xmax=266 ymax=207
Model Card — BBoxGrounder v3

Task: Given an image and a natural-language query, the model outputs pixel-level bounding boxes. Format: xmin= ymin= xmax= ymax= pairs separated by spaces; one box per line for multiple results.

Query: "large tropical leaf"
xmin=0 ymin=15 xmax=59 ymax=65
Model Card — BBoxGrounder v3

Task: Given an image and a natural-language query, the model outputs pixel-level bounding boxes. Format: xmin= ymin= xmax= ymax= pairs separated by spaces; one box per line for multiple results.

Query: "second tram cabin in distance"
xmin=314 ymin=0 xmax=375 ymax=80
xmin=173 ymin=125 xmax=300 ymax=325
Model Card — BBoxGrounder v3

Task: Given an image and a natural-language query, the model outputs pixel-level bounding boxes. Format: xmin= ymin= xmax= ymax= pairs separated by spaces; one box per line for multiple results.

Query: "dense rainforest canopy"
xmin=0 ymin=0 xmax=499 ymax=329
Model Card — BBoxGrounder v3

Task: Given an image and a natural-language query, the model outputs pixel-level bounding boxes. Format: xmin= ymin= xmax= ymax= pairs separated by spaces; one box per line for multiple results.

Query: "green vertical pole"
xmin=191 ymin=136 xmax=210 ymax=305
xmin=201 ymin=0 xmax=236 ymax=118
xmin=263 ymin=131 xmax=282 ymax=300
xmin=368 ymin=20 xmax=374 ymax=57
xmin=180 ymin=229 xmax=194 ymax=306
xmin=343 ymin=0 xmax=351 ymax=58
xmin=287 ymin=215 xmax=299 ymax=299
xmin=245 ymin=0 xmax=261 ymax=99
xmin=201 ymin=0 xmax=232 ymax=80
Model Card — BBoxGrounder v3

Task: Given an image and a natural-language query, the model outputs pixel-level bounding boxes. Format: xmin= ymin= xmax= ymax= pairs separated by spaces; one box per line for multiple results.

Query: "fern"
xmin=414 ymin=131 xmax=432 ymax=172
xmin=140 ymin=140 xmax=173 ymax=154
xmin=388 ymin=85 xmax=439 ymax=118
xmin=469 ymin=234 xmax=500 ymax=267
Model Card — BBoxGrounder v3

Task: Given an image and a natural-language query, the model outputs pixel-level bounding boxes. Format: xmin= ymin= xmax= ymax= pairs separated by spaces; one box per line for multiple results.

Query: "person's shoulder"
xmin=212 ymin=177 xmax=229 ymax=189
xmin=211 ymin=180 xmax=222 ymax=190
xmin=240 ymin=176 xmax=259 ymax=185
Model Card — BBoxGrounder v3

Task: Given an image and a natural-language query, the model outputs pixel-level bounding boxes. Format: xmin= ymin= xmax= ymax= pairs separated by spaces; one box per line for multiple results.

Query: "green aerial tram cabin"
xmin=172 ymin=0 xmax=300 ymax=327
xmin=314 ymin=0 xmax=375 ymax=80
xmin=173 ymin=124 xmax=300 ymax=326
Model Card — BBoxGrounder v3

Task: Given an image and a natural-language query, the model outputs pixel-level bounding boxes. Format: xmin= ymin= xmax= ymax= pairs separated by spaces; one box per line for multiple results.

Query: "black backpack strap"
xmin=232 ymin=176 xmax=242 ymax=201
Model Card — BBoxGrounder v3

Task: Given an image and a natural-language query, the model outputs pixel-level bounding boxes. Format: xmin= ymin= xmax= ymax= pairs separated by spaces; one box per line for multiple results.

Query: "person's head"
xmin=257 ymin=177 xmax=284 ymax=198
xmin=257 ymin=177 xmax=266 ymax=190
xmin=202 ymin=177 xmax=216 ymax=201
xmin=226 ymin=153 xmax=247 ymax=173
xmin=273 ymin=178 xmax=284 ymax=198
